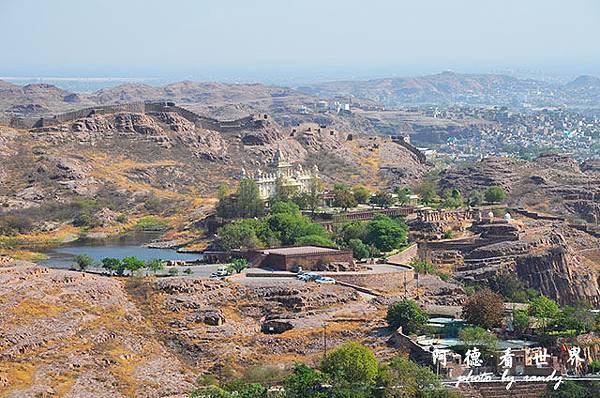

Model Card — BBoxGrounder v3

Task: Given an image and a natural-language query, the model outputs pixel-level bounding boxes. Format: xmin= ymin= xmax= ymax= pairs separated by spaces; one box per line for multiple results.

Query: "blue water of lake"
xmin=36 ymin=234 xmax=202 ymax=268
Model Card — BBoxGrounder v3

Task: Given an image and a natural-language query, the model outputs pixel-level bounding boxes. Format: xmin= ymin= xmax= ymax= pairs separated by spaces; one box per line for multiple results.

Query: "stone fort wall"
xmin=6 ymin=101 xmax=270 ymax=132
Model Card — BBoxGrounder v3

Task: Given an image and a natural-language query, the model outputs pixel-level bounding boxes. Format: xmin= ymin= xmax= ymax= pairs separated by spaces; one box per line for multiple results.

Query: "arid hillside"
xmin=439 ymin=154 xmax=600 ymax=224
xmin=0 ymin=107 xmax=427 ymax=237
xmin=0 ymin=261 xmax=386 ymax=397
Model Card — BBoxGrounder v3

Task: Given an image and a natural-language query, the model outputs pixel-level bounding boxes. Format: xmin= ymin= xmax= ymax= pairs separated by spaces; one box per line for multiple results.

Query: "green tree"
xmin=365 ymin=215 xmax=407 ymax=252
xmin=386 ymin=299 xmax=427 ymax=334
xmin=353 ymin=185 xmax=371 ymax=204
xmin=370 ymin=191 xmax=394 ymax=208
xmin=394 ymin=187 xmax=412 ymax=205
xmin=458 ymin=326 xmax=498 ymax=350
xmin=74 ymin=254 xmax=94 ymax=271
xmin=270 ymin=200 xmax=302 ymax=216
xmin=146 ymin=259 xmax=164 ymax=275
xmin=237 ymin=179 xmax=265 ymax=217
xmin=540 ymin=380 xmax=590 ymax=398
xmin=266 ymin=211 xmax=329 ymax=246
xmin=513 ymin=309 xmax=530 ymax=334
xmin=417 ymin=181 xmax=437 ymax=205
xmin=484 ymin=186 xmax=508 ymax=204
xmin=229 ymin=258 xmax=248 ymax=274
xmin=462 ymin=288 xmax=504 ymax=329
xmin=169 ymin=267 xmax=179 ymax=276
xmin=377 ymin=356 xmax=458 ymax=398
xmin=443 ymin=189 xmax=463 ymax=208
xmin=333 ymin=183 xmax=357 ymax=210
xmin=321 ymin=342 xmax=379 ymax=388
xmin=468 ymin=190 xmax=485 ymax=207
xmin=554 ymin=304 xmax=595 ymax=334
xmin=216 ymin=179 xmax=264 ymax=219
xmin=217 ymin=219 xmax=263 ymax=251
xmin=306 ymin=177 xmax=324 ymax=215
xmin=348 ymin=238 xmax=370 ymax=260
xmin=101 ymin=257 xmax=125 ymax=276
xmin=295 ymin=234 xmax=336 ymax=247
xmin=275 ymin=178 xmax=300 ymax=202
xmin=183 ymin=267 xmax=193 ymax=275
xmin=122 ymin=256 xmax=145 ymax=276
xmin=529 ymin=295 xmax=560 ymax=331
xmin=336 ymin=221 xmax=368 ymax=244
xmin=283 ymin=364 xmax=327 ymax=398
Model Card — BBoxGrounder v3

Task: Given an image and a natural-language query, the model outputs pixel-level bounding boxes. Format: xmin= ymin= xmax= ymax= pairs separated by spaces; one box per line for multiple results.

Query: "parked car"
xmin=315 ymin=276 xmax=336 ymax=284
xmin=296 ymin=273 xmax=311 ymax=281
xmin=305 ymin=272 xmax=320 ymax=281
xmin=210 ymin=266 xmax=229 ymax=279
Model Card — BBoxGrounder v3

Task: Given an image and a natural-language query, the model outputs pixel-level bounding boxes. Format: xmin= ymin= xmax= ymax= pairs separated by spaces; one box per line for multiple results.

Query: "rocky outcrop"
xmin=452 ymin=222 xmax=600 ymax=305
xmin=515 ymin=244 xmax=600 ymax=306
xmin=439 ymin=155 xmax=600 ymax=224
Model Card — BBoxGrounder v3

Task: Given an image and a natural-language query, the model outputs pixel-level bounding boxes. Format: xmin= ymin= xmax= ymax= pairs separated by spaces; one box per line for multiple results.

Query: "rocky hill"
xmin=299 ymin=71 xmax=600 ymax=108
xmin=439 ymin=154 xmax=600 ymax=224
xmin=0 ymin=105 xmax=427 ymax=235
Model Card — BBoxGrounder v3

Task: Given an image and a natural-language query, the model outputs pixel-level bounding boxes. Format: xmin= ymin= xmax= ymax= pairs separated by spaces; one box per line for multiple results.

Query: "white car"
xmin=315 ymin=276 xmax=336 ymax=284
xmin=296 ymin=273 xmax=311 ymax=281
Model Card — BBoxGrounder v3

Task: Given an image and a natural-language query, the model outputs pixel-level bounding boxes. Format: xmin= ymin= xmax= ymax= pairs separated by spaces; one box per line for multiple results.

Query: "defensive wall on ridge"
xmin=5 ymin=101 xmax=270 ymax=132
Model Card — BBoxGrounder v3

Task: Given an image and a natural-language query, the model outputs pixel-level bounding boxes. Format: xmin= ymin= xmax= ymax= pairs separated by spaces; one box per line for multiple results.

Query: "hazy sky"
xmin=1 ymin=0 xmax=599 ymax=82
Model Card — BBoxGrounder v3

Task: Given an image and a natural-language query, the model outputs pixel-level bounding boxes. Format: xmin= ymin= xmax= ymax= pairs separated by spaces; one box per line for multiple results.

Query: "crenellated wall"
xmin=6 ymin=101 xmax=270 ymax=132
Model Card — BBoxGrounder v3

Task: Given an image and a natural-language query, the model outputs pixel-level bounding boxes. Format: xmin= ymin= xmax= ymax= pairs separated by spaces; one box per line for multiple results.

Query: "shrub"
xmin=484 ymin=186 xmax=508 ymax=204
xmin=228 ymin=258 xmax=248 ymax=274
xmin=410 ymin=259 xmax=435 ymax=275
xmin=74 ymin=254 xmax=94 ymax=271
xmin=458 ymin=326 xmax=498 ymax=350
xmin=134 ymin=216 xmax=169 ymax=231
xmin=169 ymin=267 xmax=179 ymax=276
xmin=0 ymin=215 xmax=34 ymax=235
xmin=101 ymin=257 xmax=125 ymax=276
xmin=145 ymin=259 xmax=164 ymax=274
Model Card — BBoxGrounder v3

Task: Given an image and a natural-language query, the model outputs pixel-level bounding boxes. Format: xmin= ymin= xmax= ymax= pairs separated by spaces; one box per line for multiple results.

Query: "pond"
xmin=35 ymin=232 xmax=203 ymax=269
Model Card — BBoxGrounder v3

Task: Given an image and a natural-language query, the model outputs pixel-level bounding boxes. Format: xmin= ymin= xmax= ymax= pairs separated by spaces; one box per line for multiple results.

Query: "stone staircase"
xmin=458 ymin=381 xmax=547 ymax=398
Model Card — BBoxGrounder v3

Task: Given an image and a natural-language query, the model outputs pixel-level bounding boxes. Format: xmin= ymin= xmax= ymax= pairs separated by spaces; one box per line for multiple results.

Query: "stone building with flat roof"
xmin=249 ymin=245 xmax=353 ymax=271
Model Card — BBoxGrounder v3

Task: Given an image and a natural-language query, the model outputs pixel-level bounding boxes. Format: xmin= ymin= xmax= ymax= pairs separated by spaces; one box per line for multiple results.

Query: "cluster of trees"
xmin=335 ymin=215 xmax=408 ymax=259
xmin=216 ymin=180 xmax=265 ymax=219
xmin=216 ymin=178 xmax=324 ymax=220
xmin=74 ymin=255 xmax=194 ymax=276
xmin=459 ymin=286 xmax=600 ymax=337
xmin=216 ymin=201 xmax=334 ymax=251
xmin=332 ymin=184 xmax=396 ymax=210
xmin=75 ymin=254 xmax=157 ymax=276
xmin=0 ymin=187 xmax=179 ymax=236
xmin=413 ymin=181 xmax=508 ymax=208
xmin=189 ymin=342 xmax=460 ymax=398
xmin=514 ymin=295 xmax=599 ymax=336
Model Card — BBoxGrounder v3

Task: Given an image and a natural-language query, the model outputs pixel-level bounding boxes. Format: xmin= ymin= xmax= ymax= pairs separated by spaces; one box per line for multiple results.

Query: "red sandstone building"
xmin=249 ymin=246 xmax=353 ymax=271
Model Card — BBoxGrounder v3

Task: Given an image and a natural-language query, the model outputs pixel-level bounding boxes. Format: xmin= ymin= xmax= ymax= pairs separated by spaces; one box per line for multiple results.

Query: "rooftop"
xmin=261 ymin=246 xmax=341 ymax=256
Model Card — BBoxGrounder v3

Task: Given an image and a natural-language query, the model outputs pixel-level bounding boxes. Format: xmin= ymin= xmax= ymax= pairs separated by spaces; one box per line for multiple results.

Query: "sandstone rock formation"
xmin=439 ymin=155 xmax=600 ymax=224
